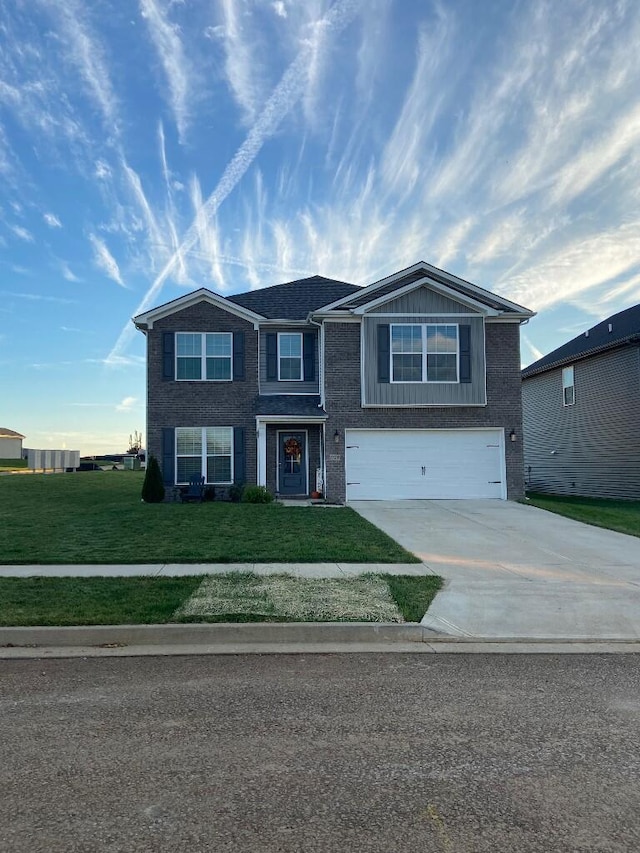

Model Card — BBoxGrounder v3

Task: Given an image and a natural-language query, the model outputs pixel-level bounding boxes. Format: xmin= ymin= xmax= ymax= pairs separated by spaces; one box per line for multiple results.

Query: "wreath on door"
xmin=284 ymin=437 xmax=302 ymax=460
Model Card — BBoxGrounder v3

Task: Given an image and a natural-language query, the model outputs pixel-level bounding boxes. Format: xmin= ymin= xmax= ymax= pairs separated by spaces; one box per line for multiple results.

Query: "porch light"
xmin=509 ymin=430 xmax=516 ymax=442
xmin=334 ymin=430 xmax=340 ymax=444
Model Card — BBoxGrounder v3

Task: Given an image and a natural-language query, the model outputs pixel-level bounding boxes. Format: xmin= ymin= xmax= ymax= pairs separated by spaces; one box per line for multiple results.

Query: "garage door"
xmin=345 ymin=429 xmax=505 ymax=500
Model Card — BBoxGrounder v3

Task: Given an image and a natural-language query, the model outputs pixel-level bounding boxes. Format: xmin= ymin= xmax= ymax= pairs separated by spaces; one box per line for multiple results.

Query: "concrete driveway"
xmin=350 ymin=500 xmax=640 ymax=639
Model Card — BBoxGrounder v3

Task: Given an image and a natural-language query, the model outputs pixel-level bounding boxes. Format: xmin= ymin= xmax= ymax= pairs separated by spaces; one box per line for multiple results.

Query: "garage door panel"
xmin=345 ymin=429 xmax=504 ymax=500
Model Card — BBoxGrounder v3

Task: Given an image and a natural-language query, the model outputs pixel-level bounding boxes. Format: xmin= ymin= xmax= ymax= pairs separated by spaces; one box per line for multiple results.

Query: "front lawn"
xmin=0 ymin=573 xmax=441 ymax=626
xmin=0 ymin=472 xmax=418 ymax=564
xmin=0 ymin=458 xmax=27 ymax=471
xmin=526 ymin=492 xmax=640 ymax=538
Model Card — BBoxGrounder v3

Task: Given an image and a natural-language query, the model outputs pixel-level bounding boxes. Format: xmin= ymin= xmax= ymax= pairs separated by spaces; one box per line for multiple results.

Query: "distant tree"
xmin=127 ymin=430 xmax=143 ymax=455
xmin=141 ymin=455 xmax=165 ymax=503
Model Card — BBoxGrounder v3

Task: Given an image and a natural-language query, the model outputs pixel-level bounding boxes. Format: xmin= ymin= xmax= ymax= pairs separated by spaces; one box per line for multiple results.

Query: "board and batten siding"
xmin=259 ymin=327 xmax=319 ymax=394
xmin=363 ymin=314 xmax=486 ymax=406
xmin=369 ymin=287 xmax=474 ymax=315
xmin=522 ymin=346 xmax=640 ymax=499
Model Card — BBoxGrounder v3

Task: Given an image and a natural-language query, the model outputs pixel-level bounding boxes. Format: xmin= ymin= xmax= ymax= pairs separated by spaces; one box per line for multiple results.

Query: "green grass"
xmin=0 ymin=572 xmax=441 ymax=626
xmin=526 ymin=492 xmax=640 ymax=538
xmin=0 ymin=576 xmax=202 ymax=626
xmin=0 ymin=458 xmax=27 ymax=471
xmin=0 ymin=471 xmax=418 ymax=564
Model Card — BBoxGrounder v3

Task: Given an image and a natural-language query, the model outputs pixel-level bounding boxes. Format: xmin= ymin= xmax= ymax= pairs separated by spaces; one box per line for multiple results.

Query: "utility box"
xmin=123 ymin=456 xmax=141 ymax=471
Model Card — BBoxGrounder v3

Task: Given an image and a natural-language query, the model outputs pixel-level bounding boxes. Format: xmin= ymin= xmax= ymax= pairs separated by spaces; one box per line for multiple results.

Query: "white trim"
xmin=277 ymin=331 xmax=303 ymax=382
xmin=255 ymin=415 xmax=327 ymax=423
xmin=133 ymin=288 xmax=263 ymax=329
xmin=175 ymin=331 xmax=233 ymax=382
xmin=257 ymin=422 xmax=267 ymax=487
xmin=360 ymin=402 xmax=487 ymax=408
xmin=389 ymin=322 xmax=460 ymax=384
xmin=276 ymin=429 xmax=309 ymax=495
xmin=370 ymin=312 xmax=481 ymax=318
xmin=353 ymin=278 xmax=499 ymax=316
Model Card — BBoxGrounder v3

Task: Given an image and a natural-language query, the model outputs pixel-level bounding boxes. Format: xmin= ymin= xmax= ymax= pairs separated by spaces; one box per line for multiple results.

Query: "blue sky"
xmin=2 ymin=0 xmax=640 ymax=454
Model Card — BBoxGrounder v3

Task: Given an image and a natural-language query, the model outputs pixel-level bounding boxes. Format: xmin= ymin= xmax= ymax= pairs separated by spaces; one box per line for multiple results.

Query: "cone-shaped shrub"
xmin=141 ymin=455 xmax=165 ymax=503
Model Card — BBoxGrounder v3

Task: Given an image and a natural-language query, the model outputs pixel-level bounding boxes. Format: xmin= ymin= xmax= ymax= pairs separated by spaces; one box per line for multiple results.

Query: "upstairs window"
xmin=391 ymin=324 xmax=459 ymax=383
xmin=278 ymin=332 xmax=303 ymax=381
xmin=562 ymin=365 xmax=575 ymax=406
xmin=176 ymin=333 xmax=232 ymax=381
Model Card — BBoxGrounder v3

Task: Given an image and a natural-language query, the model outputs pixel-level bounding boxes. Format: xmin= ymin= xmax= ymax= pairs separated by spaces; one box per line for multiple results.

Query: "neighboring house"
xmin=522 ymin=304 xmax=640 ymax=499
xmin=0 ymin=428 xmax=25 ymax=459
xmin=133 ymin=261 xmax=534 ymax=502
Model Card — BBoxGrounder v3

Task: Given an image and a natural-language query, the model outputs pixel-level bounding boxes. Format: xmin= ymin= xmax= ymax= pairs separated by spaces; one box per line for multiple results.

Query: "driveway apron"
xmin=350 ymin=500 xmax=640 ymax=639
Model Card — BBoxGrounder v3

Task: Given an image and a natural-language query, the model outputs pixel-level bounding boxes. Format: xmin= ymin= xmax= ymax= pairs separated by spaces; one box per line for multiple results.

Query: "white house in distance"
xmin=0 ymin=428 xmax=25 ymax=459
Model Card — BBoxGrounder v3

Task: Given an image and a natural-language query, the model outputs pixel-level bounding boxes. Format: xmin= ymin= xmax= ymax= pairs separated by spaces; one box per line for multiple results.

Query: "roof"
xmin=255 ymin=395 xmax=326 ymax=417
xmin=522 ymin=303 xmax=640 ymax=378
xmin=0 ymin=428 xmax=25 ymax=439
xmin=228 ymin=276 xmax=360 ymax=320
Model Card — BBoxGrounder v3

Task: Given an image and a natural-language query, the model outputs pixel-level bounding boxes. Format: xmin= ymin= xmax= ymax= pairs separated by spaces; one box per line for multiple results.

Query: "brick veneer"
xmin=323 ymin=321 xmax=526 ymax=502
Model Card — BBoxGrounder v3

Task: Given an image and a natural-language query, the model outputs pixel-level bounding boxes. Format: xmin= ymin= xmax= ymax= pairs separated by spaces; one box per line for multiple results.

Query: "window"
xmin=278 ymin=332 xmax=302 ymax=381
xmin=391 ymin=324 xmax=458 ymax=383
xmin=176 ymin=427 xmax=233 ymax=484
xmin=562 ymin=366 xmax=575 ymax=406
xmin=176 ymin=333 xmax=232 ymax=380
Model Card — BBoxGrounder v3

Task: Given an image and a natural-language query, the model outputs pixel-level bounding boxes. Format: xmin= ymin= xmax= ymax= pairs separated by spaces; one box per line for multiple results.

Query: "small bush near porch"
xmin=0 ymin=472 xmax=419 ymax=565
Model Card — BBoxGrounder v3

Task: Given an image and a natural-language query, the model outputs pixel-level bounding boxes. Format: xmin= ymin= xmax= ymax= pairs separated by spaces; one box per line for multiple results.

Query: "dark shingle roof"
xmin=255 ymin=395 xmax=326 ymax=417
xmin=227 ymin=275 xmax=360 ymax=319
xmin=522 ymin=304 xmax=640 ymax=378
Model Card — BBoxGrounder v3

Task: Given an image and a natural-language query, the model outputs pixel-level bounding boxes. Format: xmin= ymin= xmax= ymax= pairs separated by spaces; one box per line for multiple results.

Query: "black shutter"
xmin=233 ymin=427 xmax=245 ymax=485
xmin=266 ymin=333 xmax=278 ymax=381
xmin=303 ymin=332 xmax=315 ymax=381
xmin=161 ymin=428 xmax=175 ymax=485
xmin=459 ymin=324 xmax=472 ymax=383
xmin=377 ymin=324 xmax=390 ymax=384
xmin=233 ymin=331 xmax=245 ymax=380
xmin=162 ymin=332 xmax=175 ymax=380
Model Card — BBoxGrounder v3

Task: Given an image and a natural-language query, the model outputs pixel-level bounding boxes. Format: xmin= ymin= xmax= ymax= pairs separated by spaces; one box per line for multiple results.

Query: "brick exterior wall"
xmin=146 ymin=303 xmax=259 ymax=486
xmin=323 ymin=320 xmax=525 ymax=502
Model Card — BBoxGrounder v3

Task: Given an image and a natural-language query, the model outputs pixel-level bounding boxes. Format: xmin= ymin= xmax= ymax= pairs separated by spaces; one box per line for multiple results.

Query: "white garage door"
xmin=345 ymin=429 xmax=506 ymax=500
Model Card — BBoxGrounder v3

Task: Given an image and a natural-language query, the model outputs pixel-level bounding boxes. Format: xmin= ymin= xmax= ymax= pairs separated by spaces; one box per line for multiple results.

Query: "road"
xmin=2 ymin=654 xmax=640 ymax=852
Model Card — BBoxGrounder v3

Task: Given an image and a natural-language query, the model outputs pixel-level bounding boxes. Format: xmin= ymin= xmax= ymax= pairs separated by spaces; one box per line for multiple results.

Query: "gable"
xmin=369 ymin=286 xmax=480 ymax=315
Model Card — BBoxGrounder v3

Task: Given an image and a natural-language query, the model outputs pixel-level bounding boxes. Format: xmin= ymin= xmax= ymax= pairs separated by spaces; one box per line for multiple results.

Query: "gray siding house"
xmin=134 ymin=261 xmax=533 ymax=502
xmin=522 ymin=304 xmax=640 ymax=499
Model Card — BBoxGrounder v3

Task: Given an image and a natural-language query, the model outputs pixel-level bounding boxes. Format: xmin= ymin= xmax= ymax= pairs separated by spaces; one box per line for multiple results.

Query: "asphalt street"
xmin=2 ymin=653 xmax=640 ymax=852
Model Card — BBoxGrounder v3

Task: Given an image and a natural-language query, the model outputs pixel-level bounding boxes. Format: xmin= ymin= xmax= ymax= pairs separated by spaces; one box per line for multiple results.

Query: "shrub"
xmin=228 ymin=483 xmax=244 ymax=503
xmin=203 ymin=486 xmax=216 ymax=502
xmin=141 ymin=455 xmax=165 ymax=503
xmin=241 ymin=485 xmax=273 ymax=504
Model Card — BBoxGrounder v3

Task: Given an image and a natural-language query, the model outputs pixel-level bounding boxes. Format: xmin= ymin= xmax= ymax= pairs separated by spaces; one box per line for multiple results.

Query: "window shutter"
xmin=377 ymin=324 xmax=390 ymax=384
xmin=162 ymin=332 xmax=175 ymax=380
xmin=233 ymin=427 xmax=245 ymax=485
xmin=459 ymin=324 xmax=472 ymax=383
xmin=266 ymin=333 xmax=278 ymax=381
xmin=303 ymin=332 xmax=315 ymax=381
xmin=161 ymin=428 xmax=175 ymax=486
xmin=233 ymin=331 xmax=245 ymax=381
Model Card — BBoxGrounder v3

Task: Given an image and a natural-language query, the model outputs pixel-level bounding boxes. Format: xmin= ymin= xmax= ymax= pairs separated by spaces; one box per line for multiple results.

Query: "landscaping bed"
xmin=527 ymin=492 xmax=640 ymax=538
xmin=0 ymin=472 xmax=419 ymax=564
xmin=0 ymin=573 xmax=441 ymax=626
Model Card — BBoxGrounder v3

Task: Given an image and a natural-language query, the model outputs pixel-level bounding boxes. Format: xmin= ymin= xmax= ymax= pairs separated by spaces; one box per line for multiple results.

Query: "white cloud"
xmin=44 ymin=212 xmax=62 ymax=228
xmin=11 ymin=225 xmax=34 ymax=242
xmin=116 ymin=396 xmax=138 ymax=411
xmin=89 ymin=234 xmax=125 ymax=287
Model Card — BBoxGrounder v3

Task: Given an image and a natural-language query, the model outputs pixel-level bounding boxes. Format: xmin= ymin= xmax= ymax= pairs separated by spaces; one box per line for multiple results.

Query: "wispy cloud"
xmin=43 ymin=212 xmax=62 ymax=228
xmin=60 ymin=261 xmax=81 ymax=283
xmin=11 ymin=225 xmax=34 ymax=242
xmin=89 ymin=234 xmax=125 ymax=287
xmin=4 ymin=291 xmax=77 ymax=304
xmin=116 ymin=395 xmax=139 ymax=411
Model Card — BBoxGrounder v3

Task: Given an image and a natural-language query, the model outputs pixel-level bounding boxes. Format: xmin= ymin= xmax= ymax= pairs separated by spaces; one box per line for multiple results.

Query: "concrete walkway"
xmin=351 ymin=500 xmax=640 ymax=639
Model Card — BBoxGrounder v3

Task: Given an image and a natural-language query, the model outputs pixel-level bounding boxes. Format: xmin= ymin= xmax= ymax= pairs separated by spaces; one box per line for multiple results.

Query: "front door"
xmin=278 ymin=431 xmax=307 ymax=495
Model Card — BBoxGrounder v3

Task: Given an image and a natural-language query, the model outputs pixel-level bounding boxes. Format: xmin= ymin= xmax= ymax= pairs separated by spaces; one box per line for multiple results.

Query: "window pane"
xmin=177 ymin=357 xmax=201 ymax=380
xmin=426 ymin=354 xmax=457 ymax=381
xmin=176 ymin=428 xmax=201 ymax=455
xmin=280 ymin=357 xmax=302 ymax=380
xmin=177 ymin=457 xmax=201 ymax=483
xmin=280 ymin=334 xmax=302 ymax=358
xmin=392 ymin=325 xmax=422 ymax=353
xmin=206 ymin=428 xmax=232 ymax=456
xmin=426 ymin=325 xmax=457 ymax=353
xmin=393 ymin=354 xmax=422 ymax=382
xmin=206 ymin=333 xmax=231 ymax=357
xmin=207 ymin=456 xmax=232 ymax=483
xmin=176 ymin=334 xmax=201 ymax=357
xmin=206 ymin=357 xmax=231 ymax=380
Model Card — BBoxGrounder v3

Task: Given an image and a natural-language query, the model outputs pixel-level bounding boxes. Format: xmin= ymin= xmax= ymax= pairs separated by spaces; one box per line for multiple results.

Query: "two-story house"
xmin=133 ymin=261 xmax=534 ymax=502
xmin=522 ymin=303 xmax=640 ymax=499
